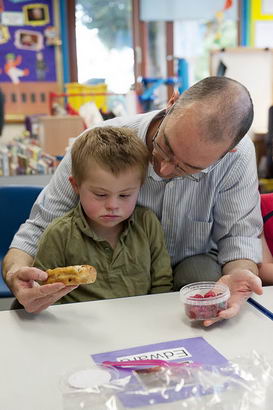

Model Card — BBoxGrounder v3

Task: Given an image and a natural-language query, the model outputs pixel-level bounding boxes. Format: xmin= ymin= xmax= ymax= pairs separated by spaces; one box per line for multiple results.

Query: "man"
xmin=3 ymin=77 xmax=263 ymax=324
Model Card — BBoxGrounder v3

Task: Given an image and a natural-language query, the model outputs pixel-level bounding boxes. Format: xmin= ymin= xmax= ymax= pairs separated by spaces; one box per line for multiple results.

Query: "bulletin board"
xmin=210 ymin=47 xmax=273 ymax=133
xmin=0 ymin=0 xmax=61 ymax=120
xmin=250 ymin=0 xmax=273 ymax=47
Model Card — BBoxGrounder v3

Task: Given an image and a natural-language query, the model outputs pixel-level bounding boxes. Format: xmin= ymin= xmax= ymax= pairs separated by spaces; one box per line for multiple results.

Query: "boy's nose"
xmin=105 ymin=197 xmax=118 ymax=210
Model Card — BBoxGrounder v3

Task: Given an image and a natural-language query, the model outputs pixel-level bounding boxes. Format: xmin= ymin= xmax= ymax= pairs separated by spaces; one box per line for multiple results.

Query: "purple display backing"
xmin=0 ymin=0 xmax=56 ymax=82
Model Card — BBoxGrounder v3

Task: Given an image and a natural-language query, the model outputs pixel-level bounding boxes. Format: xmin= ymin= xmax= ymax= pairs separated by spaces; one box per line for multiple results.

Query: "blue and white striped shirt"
xmin=11 ymin=110 xmax=263 ymax=266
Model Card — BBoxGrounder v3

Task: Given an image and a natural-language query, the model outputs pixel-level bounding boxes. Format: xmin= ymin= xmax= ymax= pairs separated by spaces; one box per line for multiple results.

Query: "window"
xmin=75 ymin=0 xmax=134 ymax=93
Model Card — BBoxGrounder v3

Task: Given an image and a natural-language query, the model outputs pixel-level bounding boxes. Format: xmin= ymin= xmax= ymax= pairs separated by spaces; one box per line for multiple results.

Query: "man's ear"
xmin=69 ymin=176 xmax=80 ymax=194
xmin=166 ymin=89 xmax=180 ymax=111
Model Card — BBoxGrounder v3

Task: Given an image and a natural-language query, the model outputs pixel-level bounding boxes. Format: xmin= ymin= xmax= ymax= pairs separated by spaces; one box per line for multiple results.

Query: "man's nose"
xmin=159 ymin=160 xmax=176 ymax=176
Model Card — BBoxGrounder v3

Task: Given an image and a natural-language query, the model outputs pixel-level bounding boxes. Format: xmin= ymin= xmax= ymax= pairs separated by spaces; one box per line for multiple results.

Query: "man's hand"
xmin=204 ymin=269 xmax=263 ymax=327
xmin=6 ymin=267 xmax=78 ymax=313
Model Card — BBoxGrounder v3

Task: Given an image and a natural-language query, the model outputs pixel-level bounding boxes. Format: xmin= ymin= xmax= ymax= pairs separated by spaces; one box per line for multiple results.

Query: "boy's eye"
xmin=120 ymin=194 xmax=131 ymax=198
xmin=94 ymin=193 xmax=106 ymax=197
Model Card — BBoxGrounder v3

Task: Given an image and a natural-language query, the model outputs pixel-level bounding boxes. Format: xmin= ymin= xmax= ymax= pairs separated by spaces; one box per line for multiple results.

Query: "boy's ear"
xmin=69 ymin=176 xmax=80 ymax=194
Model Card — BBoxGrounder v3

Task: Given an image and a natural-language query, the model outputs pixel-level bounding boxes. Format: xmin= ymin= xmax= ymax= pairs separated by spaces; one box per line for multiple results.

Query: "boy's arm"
xmin=143 ymin=210 xmax=173 ymax=293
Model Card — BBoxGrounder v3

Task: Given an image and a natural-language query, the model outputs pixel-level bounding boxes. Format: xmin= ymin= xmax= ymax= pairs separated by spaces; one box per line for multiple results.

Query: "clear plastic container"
xmin=180 ymin=281 xmax=230 ymax=321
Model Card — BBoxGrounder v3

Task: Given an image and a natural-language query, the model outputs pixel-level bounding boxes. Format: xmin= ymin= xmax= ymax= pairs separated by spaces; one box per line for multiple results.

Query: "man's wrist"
xmin=223 ymin=259 xmax=259 ymax=276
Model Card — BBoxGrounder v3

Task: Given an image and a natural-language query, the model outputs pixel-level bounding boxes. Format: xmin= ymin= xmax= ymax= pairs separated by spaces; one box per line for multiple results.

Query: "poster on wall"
xmin=0 ymin=0 xmax=56 ymax=84
xmin=262 ymin=0 xmax=273 ymax=15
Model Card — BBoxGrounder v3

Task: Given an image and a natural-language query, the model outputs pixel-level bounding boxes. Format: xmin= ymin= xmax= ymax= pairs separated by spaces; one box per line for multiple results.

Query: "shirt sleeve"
xmin=143 ymin=209 xmax=173 ymax=293
xmin=33 ymin=219 xmax=68 ymax=272
xmin=213 ymin=139 xmax=263 ymax=265
xmin=10 ymin=151 xmax=77 ymax=257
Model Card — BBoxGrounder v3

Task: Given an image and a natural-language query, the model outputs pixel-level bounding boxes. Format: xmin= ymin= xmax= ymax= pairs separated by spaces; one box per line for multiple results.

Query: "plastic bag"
xmin=61 ymin=351 xmax=273 ymax=409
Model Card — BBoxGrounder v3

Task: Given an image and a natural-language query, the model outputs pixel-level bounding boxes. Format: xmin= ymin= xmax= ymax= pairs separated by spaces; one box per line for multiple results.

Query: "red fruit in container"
xmin=204 ymin=291 xmax=216 ymax=298
xmin=180 ymin=281 xmax=230 ymax=321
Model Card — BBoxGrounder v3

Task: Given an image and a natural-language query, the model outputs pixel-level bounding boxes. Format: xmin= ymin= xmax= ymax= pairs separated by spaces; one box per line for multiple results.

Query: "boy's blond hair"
xmin=71 ymin=126 xmax=149 ymax=184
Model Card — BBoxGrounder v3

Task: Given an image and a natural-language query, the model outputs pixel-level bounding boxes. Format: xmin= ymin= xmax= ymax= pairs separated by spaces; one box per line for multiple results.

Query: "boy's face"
xmin=69 ymin=162 xmax=142 ymax=231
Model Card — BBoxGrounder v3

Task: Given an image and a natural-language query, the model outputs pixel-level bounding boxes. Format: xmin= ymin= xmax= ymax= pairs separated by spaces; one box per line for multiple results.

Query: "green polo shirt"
xmin=34 ymin=203 xmax=173 ymax=304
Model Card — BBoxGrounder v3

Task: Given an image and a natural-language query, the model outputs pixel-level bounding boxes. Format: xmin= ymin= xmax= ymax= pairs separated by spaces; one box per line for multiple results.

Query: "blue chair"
xmin=0 ymin=185 xmax=43 ymax=297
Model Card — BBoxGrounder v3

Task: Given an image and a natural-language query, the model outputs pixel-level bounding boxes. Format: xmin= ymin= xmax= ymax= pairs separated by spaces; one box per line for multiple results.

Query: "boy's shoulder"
xmin=133 ymin=205 xmax=159 ymax=223
xmin=43 ymin=207 xmax=77 ymax=234
xmin=132 ymin=206 xmax=164 ymax=241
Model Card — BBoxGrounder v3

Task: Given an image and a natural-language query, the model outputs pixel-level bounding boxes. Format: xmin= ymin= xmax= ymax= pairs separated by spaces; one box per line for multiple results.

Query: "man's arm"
xmin=10 ymin=151 xmax=77 ymax=257
xmin=214 ymin=140 xmax=263 ymax=268
xmin=222 ymin=259 xmax=258 ymax=276
xmin=204 ymin=139 xmax=263 ymax=326
xmin=3 ymin=248 xmax=34 ymax=280
xmin=3 ymin=248 xmax=76 ymax=313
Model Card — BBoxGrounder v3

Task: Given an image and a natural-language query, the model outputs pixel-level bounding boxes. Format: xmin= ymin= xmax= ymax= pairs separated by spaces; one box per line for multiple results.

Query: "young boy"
xmin=34 ymin=126 xmax=173 ymax=304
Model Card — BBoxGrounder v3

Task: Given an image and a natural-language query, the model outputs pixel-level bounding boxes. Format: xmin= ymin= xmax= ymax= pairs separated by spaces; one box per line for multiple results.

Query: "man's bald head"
xmin=170 ymin=76 xmax=254 ymax=149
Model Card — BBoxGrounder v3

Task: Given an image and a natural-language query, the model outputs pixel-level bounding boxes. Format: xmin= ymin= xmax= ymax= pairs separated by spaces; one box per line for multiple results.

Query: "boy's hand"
xmin=6 ymin=267 xmax=78 ymax=313
xmin=203 ymin=269 xmax=263 ymax=327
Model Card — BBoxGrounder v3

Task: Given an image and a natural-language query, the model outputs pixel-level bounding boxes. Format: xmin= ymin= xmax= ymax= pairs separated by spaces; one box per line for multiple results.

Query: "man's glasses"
xmin=152 ymin=115 xmax=201 ymax=182
xmin=152 ymin=136 xmax=201 ymax=181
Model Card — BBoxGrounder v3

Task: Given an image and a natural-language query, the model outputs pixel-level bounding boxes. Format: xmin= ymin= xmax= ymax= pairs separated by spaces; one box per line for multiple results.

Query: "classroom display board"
xmin=210 ymin=47 xmax=273 ymax=133
xmin=0 ymin=0 xmax=60 ymax=119
xmin=250 ymin=0 xmax=273 ymax=48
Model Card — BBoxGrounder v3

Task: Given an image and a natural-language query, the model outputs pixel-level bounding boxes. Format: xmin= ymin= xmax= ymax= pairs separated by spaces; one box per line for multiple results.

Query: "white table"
xmin=250 ymin=286 xmax=273 ymax=313
xmin=1 ymin=291 xmax=273 ymax=410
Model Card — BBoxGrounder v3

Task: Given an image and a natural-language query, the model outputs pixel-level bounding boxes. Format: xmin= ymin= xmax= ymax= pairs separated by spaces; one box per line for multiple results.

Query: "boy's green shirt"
xmin=34 ymin=203 xmax=173 ymax=303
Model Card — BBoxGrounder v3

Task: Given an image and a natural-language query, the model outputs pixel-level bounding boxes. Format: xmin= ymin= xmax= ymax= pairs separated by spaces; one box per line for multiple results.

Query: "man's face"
xmin=151 ymin=105 xmax=232 ymax=180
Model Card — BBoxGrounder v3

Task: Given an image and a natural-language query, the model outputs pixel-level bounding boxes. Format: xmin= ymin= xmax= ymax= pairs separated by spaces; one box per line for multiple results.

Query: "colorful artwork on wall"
xmin=0 ymin=0 xmax=60 ymax=119
xmin=0 ymin=24 xmax=10 ymax=44
xmin=0 ymin=0 xmax=56 ymax=83
xmin=23 ymin=3 xmax=50 ymax=27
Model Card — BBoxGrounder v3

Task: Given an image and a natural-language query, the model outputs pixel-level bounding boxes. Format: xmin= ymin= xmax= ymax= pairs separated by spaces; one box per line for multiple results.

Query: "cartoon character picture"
xmin=23 ymin=3 xmax=49 ymax=26
xmin=4 ymin=53 xmax=29 ymax=84
xmin=36 ymin=52 xmax=47 ymax=80
xmin=44 ymin=26 xmax=61 ymax=46
xmin=0 ymin=25 xmax=10 ymax=44
xmin=15 ymin=29 xmax=43 ymax=51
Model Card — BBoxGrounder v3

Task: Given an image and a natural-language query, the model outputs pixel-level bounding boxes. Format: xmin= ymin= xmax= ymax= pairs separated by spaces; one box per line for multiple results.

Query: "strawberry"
xmin=204 ymin=291 xmax=216 ymax=298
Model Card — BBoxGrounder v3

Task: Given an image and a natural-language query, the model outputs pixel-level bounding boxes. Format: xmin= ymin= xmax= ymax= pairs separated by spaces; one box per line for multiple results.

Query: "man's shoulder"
xmin=85 ymin=110 xmax=160 ymax=138
xmin=221 ymin=134 xmax=255 ymax=167
xmin=236 ymin=134 xmax=255 ymax=154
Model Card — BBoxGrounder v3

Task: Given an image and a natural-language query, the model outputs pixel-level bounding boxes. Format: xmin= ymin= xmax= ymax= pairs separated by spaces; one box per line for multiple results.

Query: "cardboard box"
xmin=38 ymin=115 xmax=85 ymax=157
